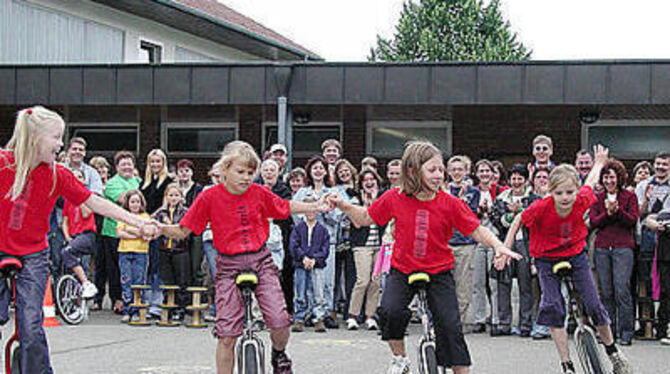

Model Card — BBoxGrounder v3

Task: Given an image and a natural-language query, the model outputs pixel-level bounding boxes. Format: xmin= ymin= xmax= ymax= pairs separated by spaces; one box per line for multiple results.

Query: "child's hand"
xmin=140 ymin=221 xmax=160 ymax=241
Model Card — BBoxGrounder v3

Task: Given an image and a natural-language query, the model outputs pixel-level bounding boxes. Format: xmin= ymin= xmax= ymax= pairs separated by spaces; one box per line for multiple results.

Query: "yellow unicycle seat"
xmin=552 ymin=261 xmax=573 ymax=278
xmin=408 ymin=272 xmax=430 ymax=287
xmin=235 ymin=272 xmax=259 ymax=289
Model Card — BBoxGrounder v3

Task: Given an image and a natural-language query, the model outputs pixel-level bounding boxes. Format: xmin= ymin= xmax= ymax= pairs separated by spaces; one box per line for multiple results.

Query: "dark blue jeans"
xmin=594 ymin=247 xmax=635 ymax=340
xmin=0 ymin=250 xmax=53 ymax=374
xmin=535 ymin=251 xmax=611 ymax=328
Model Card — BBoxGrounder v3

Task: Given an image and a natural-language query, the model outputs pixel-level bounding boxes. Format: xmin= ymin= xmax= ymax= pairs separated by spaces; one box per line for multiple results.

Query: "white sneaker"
xmin=120 ymin=315 xmax=130 ymax=323
xmin=365 ymin=318 xmax=379 ymax=330
xmin=387 ymin=355 xmax=410 ymax=374
xmin=346 ymin=318 xmax=359 ymax=330
xmin=609 ymin=351 xmax=633 ymax=374
xmin=80 ymin=281 xmax=98 ymax=298
xmin=661 ymin=337 xmax=670 ymax=346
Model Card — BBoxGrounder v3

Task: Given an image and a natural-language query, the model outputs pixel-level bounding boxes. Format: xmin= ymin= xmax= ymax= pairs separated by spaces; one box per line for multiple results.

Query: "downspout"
xmin=274 ymin=66 xmax=294 ymax=171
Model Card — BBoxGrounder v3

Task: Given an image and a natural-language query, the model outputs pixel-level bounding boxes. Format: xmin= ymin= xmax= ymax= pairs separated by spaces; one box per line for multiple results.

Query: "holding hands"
xmin=139 ymin=220 xmax=162 ymax=241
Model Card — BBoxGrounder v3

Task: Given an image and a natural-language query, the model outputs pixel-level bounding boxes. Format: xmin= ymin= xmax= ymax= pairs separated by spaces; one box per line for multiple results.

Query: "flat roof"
xmin=2 ymin=60 xmax=670 ymax=106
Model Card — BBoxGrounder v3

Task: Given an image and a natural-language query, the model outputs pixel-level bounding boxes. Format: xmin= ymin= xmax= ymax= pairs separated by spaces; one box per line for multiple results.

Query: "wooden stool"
xmin=186 ymin=286 xmax=208 ymax=328
xmin=129 ymin=285 xmax=151 ymax=326
xmin=157 ymin=285 xmax=181 ymax=327
xmin=637 ymin=278 xmax=655 ymax=340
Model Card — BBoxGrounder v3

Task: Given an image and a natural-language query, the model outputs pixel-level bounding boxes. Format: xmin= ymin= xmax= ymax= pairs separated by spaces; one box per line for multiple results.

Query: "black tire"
xmin=55 ymin=275 xmax=84 ymax=325
xmin=10 ymin=346 xmax=20 ymax=374
xmin=577 ymin=329 xmax=605 ymax=374
xmin=424 ymin=344 xmax=439 ymax=374
xmin=243 ymin=344 xmax=258 ymax=374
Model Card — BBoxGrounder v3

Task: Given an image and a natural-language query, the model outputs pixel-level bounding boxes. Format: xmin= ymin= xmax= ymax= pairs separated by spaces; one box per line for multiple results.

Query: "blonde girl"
xmin=159 ymin=140 xmax=332 ymax=374
xmin=503 ymin=145 xmax=633 ymax=374
xmin=0 ymin=106 xmax=157 ymax=373
xmin=330 ymin=141 xmax=519 ymax=374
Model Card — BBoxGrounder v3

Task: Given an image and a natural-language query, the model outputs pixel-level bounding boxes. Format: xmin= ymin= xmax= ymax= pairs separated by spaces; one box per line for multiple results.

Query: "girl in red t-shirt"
xmin=330 ymin=141 xmax=520 ymax=374
xmin=0 ymin=106 xmax=160 ymax=374
xmin=503 ymin=145 xmax=633 ymax=374
xmin=159 ymin=140 xmax=333 ymax=374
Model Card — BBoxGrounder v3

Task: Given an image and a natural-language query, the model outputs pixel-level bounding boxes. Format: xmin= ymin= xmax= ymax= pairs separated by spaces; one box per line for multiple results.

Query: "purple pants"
xmin=535 ymin=251 xmax=610 ymax=328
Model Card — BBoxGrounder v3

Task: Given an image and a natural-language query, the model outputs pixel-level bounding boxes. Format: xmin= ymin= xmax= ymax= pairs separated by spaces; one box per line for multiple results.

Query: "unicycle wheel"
xmin=575 ymin=328 xmax=606 ymax=374
xmin=243 ymin=344 xmax=259 ymax=374
xmin=10 ymin=345 xmax=20 ymax=374
xmin=418 ymin=341 xmax=439 ymax=374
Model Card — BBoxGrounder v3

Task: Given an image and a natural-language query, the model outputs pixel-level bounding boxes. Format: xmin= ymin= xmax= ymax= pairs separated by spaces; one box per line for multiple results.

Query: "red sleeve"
xmin=180 ymin=191 xmax=209 ymax=235
xmin=576 ymin=186 xmax=597 ymax=215
xmin=450 ymin=196 xmax=481 ymax=236
xmin=367 ymin=189 xmax=395 ymax=226
xmin=62 ymin=201 xmax=74 ymax=221
xmin=57 ymin=166 xmax=92 ymax=206
xmin=260 ymin=186 xmax=290 ymax=220
xmin=522 ymin=199 xmax=541 ymax=228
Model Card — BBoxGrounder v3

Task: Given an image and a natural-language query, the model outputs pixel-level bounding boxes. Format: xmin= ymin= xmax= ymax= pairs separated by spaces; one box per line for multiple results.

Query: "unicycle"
xmin=408 ymin=272 xmax=442 ymax=374
xmin=235 ymin=271 xmax=265 ymax=374
xmin=0 ymin=257 xmax=24 ymax=374
xmin=552 ymin=262 xmax=607 ymax=374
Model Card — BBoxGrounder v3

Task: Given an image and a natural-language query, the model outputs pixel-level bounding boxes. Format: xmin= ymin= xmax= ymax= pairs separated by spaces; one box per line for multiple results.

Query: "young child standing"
xmin=61 ymin=168 xmax=98 ymax=298
xmin=159 ymin=141 xmax=332 ymax=374
xmin=290 ymin=196 xmax=330 ymax=333
xmin=330 ymin=141 xmax=520 ymax=374
xmin=503 ymin=145 xmax=633 ymax=374
xmin=0 ymin=106 xmax=158 ymax=373
xmin=153 ymin=183 xmax=191 ymax=320
xmin=116 ymin=189 xmax=152 ymax=323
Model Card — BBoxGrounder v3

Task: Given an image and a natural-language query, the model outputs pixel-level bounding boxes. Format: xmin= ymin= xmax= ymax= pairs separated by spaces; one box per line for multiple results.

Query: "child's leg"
xmin=62 ymin=232 xmax=96 ymax=284
xmin=253 ymin=253 xmax=291 ymax=344
xmin=535 ymin=259 xmax=570 ymax=361
xmin=216 ymin=337 xmax=237 ymax=374
xmin=311 ymin=268 xmax=328 ymax=321
xmin=174 ymin=251 xmax=191 ymax=310
xmin=378 ymin=269 xmax=416 ymax=357
xmin=570 ymin=252 xmax=613 ymax=343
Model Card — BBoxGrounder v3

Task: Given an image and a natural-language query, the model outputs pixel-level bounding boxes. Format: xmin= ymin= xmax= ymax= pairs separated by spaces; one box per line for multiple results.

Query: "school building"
xmin=1 ymin=1 xmax=669 ymax=176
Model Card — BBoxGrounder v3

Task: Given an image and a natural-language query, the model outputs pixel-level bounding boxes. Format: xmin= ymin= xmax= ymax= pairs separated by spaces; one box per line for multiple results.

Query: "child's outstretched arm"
xmin=84 ymin=194 xmax=157 ymax=239
xmin=159 ymin=224 xmax=192 ymax=240
xmin=503 ymin=214 xmax=524 ymax=250
xmin=471 ymin=225 xmax=522 ymax=269
xmin=289 ymin=193 xmax=334 ymax=216
xmin=328 ymin=192 xmax=372 ymax=228
xmin=583 ymin=144 xmax=609 ymax=188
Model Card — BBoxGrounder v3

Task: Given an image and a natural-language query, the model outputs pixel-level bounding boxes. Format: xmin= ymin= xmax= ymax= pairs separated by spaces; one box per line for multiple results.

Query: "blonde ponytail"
xmin=4 ymin=106 xmax=64 ymax=201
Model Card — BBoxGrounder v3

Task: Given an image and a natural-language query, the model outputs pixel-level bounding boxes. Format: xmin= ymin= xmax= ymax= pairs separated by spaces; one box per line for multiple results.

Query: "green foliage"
xmin=370 ymin=0 xmax=531 ymax=62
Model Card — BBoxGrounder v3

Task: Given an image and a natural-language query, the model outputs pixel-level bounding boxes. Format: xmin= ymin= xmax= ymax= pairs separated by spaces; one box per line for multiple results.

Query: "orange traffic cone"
xmin=42 ymin=276 xmax=60 ymax=328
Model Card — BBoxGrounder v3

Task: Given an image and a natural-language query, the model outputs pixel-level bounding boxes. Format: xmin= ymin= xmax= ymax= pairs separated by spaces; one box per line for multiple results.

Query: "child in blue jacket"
xmin=290 ymin=196 xmax=330 ymax=333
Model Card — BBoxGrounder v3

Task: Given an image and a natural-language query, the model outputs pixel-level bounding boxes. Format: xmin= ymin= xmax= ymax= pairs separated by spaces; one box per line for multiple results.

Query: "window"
xmin=139 ymin=40 xmax=162 ymax=64
xmin=582 ymin=120 xmax=670 ymax=160
xmin=162 ymin=123 xmax=238 ymax=156
xmin=262 ymin=122 xmax=342 ymax=157
xmin=66 ymin=123 xmax=139 ymax=156
xmin=366 ymin=121 xmax=452 ymax=157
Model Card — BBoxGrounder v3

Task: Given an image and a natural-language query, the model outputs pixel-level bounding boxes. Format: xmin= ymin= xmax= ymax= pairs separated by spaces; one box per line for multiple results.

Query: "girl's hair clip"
xmin=26 ymin=109 xmax=33 ymax=115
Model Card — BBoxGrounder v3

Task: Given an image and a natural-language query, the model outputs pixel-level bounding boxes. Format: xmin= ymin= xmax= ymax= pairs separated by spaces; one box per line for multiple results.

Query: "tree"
xmin=370 ymin=0 xmax=531 ymax=62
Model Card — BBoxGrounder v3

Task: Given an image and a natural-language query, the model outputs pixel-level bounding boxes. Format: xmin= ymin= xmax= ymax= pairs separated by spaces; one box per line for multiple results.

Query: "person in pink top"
xmin=329 ymin=141 xmax=520 ymax=374
xmin=0 ymin=106 xmax=159 ymax=374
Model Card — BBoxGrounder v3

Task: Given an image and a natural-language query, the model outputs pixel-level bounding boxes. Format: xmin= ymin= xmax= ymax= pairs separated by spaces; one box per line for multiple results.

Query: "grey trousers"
xmin=497 ymin=240 xmax=533 ymax=332
xmin=452 ymin=243 xmax=476 ymax=324
xmin=594 ymin=247 xmax=635 ymax=340
xmin=472 ymin=244 xmax=498 ymax=325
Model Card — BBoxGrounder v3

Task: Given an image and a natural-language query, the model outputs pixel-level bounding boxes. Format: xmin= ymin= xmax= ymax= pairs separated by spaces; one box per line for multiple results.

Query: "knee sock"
xmin=604 ymin=342 xmax=618 ymax=355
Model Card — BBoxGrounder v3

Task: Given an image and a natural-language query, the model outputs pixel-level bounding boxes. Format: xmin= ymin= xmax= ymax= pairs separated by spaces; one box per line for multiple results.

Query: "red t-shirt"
xmin=0 ymin=152 xmax=92 ymax=256
xmin=180 ymin=183 xmax=290 ymax=256
xmin=522 ymin=185 xmax=596 ymax=259
xmin=368 ymin=188 xmax=481 ymax=275
xmin=63 ymin=201 xmax=97 ymax=236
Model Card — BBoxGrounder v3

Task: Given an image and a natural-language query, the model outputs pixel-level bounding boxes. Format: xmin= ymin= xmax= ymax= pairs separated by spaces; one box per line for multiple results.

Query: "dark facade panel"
xmin=16 ymin=68 xmax=49 ymax=105
xmin=651 ymin=65 xmax=670 ymax=104
xmin=154 ymin=67 xmax=191 ymax=104
xmin=230 ymin=67 xmax=265 ymax=103
xmin=431 ymin=66 xmax=476 ymax=104
xmin=304 ymin=66 xmax=343 ymax=103
xmin=384 ymin=66 xmax=429 ymax=103
xmin=0 ymin=68 xmax=15 ymax=105
xmin=192 ymin=67 xmax=229 ymax=104
xmin=50 ymin=68 xmax=83 ymax=104
xmin=609 ymin=65 xmax=650 ymax=104
xmin=344 ymin=67 xmax=383 ymax=103
xmin=83 ymin=68 xmax=116 ymax=104
xmin=477 ymin=65 xmax=522 ymax=104
xmin=117 ymin=67 xmax=153 ymax=104
xmin=524 ymin=65 xmax=564 ymax=104
xmin=288 ymin=66 xmax=306 ymax=102
xmin=565 ymin=65 xmax=607 ymax=103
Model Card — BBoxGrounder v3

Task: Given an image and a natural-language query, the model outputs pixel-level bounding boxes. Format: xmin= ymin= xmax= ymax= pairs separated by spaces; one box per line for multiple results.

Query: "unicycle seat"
xmin=408 ymin=272 xmax=430 ymax=288
xmin=0 ymin=257 xmax=22 ymax=279
xmin=235 ymin=272 xmax=258 ymax=290
xmin=552 ymin=261 xmax=573 ymax=279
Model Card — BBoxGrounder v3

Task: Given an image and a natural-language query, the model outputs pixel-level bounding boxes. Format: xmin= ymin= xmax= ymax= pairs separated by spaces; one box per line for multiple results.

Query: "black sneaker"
xmin=271 ymin=351 xmax=293 ymax=374
xmin=323 ymin=316 xmax=339 ymax=329
xmin=472 ymin=323 xmax=486 ymax=334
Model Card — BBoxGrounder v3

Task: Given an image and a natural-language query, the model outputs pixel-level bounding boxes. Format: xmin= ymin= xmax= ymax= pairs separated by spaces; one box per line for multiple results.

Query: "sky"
xmin=222 ymin=0 xmax=670 ymax=61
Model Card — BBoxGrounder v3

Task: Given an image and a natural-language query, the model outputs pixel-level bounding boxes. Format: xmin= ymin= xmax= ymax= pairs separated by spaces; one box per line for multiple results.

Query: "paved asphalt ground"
xmin=2 ymin=310 xmax=667 ymax=374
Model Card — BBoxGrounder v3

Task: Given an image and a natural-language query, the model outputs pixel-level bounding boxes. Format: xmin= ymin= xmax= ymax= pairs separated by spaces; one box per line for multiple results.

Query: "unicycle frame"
xmin=1 ymin=260 xmax=22 ymax=374
xmin=557 ymin=266 xmax=608 ymax=374
xmin=235 ymin=274 xmax=265 ymax=374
